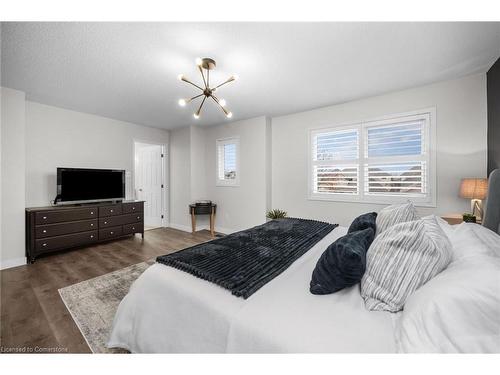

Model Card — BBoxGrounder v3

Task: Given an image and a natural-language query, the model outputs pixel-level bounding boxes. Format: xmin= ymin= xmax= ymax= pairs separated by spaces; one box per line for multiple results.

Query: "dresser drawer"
xmin=35 ymin=207 xmax=97 ymax=224
xmin=121 ymin=213 xmax=143 ymax=225
xmin=99 ymin=216 xmax=122 ymax=228
xmin=99 ymin=204 xmax=123 ymax=217
xmin=122 ymin=202 xmax=143 ymax=213
xmin=35 ymin=230 xmax=97 ymax=253
xmin=99 ymin=213 xmax=143 ymax=227
xmin=36 ymin=219 xmax=98 ymax=238
xmin=123 ymin=223 xmax=143 ymax=235
xmin=99 ymin=226 xmax=123 ymax=240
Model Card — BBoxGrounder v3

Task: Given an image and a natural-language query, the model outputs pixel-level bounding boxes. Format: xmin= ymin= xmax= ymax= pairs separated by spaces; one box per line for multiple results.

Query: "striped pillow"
xmin=361 ymin=215 xmax=452 ymax=312
xmin=375 ymin=201 xmax=418 ymax=236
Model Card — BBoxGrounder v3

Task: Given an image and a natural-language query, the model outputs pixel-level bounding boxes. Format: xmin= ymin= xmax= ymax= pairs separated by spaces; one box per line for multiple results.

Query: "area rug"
xmin=59 ymin=260 xmax=154 ymax=353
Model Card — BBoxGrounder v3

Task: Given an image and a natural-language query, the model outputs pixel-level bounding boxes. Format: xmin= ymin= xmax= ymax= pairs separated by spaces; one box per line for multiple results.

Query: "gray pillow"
xmin=360 ymin=215 xmax=452 ymax=312
xmin=375 ymin=201 xmax=418 ymax=236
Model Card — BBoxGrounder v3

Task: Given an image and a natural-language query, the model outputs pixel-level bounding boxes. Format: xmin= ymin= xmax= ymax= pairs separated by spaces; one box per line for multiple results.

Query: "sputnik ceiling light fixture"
xmin=178 ymin=57 xmax=238 ymax=119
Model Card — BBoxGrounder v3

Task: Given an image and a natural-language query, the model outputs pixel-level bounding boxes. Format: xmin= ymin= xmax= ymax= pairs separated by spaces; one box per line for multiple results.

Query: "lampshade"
xmin=459 ymin=178 xmax=488 ymax=199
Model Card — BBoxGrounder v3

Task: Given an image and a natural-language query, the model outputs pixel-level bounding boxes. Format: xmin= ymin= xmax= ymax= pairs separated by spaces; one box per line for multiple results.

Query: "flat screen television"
xmin=57 ymin=167 xmax=125 ymax=204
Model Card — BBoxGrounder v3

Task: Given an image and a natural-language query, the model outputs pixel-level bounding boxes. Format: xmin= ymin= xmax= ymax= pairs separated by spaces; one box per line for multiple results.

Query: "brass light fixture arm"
xmin=182 ymin=77 xmax=205 ymax=91
xmin=189 ymin=93 xmax=204 ymax=102
xmin=213 ymin=77 xmax=235 ymax=90
xmin=198 ymin=66 xmax=208 ymax=89
xmin=210 ymin=94 xmax=230 ymax=116
xmin=196 ymin=96 xmax=207 ymax=116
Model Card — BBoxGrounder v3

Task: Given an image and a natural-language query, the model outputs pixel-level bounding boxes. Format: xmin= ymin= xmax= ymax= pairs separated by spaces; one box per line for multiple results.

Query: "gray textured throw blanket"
xmin=156 ymin=218 xmax=337 ymax=299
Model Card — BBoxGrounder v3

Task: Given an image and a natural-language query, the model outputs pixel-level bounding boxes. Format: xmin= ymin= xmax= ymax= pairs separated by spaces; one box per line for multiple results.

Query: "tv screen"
xmin=57 ymin=168 xmax=125 ymax=203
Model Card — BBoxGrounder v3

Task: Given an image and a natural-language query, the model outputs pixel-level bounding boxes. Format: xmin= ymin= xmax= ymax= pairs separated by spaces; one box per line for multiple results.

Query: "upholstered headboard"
xmin=483 ymin=169 xmax=500 ymax=234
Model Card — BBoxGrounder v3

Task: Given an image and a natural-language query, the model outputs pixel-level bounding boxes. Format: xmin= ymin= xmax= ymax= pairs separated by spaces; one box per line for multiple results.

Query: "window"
xmin=309 ymin=109 xmax=435 ymax=206
xmin=216 ymin=137 xmax=239 ymax=186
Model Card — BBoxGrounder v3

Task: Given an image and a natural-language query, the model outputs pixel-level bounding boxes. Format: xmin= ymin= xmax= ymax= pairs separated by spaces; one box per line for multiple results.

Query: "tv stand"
xmin=26 ymin=200 xmax=145 ymax=263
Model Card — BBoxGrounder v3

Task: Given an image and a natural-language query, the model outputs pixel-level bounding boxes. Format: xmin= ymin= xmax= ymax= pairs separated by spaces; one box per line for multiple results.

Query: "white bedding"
xmin=108 ymin=226 xmax=398 ymax=353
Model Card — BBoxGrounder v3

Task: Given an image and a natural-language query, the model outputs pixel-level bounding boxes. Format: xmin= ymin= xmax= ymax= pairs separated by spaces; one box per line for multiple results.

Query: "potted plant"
xmin=462 ymin=213 xmax=477 ymax=223
xmin=266 ymin=209 xmax=288 ymax=221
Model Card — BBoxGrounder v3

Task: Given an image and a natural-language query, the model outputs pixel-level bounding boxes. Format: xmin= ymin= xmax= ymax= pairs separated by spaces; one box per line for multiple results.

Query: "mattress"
xmin=108 ymin=226 xmax=397 ymax=353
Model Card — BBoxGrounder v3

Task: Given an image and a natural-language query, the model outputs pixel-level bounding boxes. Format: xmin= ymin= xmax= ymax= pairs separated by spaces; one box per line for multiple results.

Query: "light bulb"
xmin=219 ymin=99 xmax=227 ymax=107
xmin=193 ymin=113 xmax=200 ymax=119
xmin=178 ymin=99 xmax=187 ymax=107
xmin=226 ymin=112 xmax=233 ymax=118
xmin=177 ymin=74 xmax=184 ymax=81
xmin=195 ymin=57 xmax=203 ymax=66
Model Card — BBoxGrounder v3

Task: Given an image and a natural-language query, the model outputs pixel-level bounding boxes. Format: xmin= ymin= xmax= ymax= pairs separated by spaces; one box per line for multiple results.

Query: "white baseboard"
xmin=1 ymin=257 xmax=27 ymax=270
xmin=168 ymin=223 xmax=193 ymax=233
xmin=169 ymin=223 xmax=234 ymax=235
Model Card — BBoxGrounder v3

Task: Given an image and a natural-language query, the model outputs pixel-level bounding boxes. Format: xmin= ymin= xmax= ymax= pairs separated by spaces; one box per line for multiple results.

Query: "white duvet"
xmin=108 ymin=227 xmax=397 ymax=353
xmin=108 ymin=221 xmax=500 ymax=353
xmin=395 ymin=221 xmax=500 ymax=353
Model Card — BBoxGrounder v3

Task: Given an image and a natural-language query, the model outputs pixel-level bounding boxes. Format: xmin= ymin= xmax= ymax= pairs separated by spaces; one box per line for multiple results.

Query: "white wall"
xmin=169 ymin=116 xmax=270 ymax=233
xmin=204 ymin=116 xmax=269 ymax=233
xmin=25 ymin=101 xmax=169 ymax=207
xmin=169 ymin=126 xmax=192 ymax=230
xmin=272 ymin=74 xmax=488 ymax=226
xmin=1 ymin=88 xmax=26 ymax=269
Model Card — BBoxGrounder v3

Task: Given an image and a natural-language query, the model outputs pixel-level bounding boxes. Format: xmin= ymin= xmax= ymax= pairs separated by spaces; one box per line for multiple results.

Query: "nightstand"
xmin=441 ymin=214 xmax=482 ymax=225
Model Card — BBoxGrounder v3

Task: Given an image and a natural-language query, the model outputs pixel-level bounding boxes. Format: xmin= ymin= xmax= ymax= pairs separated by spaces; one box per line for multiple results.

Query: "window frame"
xmin=307 ymin=108 xmax=436 ymax=207
xmin=216 ymin=136 xmax=240 ymax=187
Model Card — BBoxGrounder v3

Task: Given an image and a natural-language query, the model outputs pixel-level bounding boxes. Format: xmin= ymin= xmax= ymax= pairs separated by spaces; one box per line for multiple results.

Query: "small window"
xmin=309 ymin=109 xmax=435 ymax=206
xmin=216 ymin=137 xmax=239 ymax=186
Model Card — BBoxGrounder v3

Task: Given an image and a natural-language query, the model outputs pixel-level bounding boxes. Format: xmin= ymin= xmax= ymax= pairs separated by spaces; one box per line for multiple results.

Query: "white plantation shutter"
xmin=364 ymin=117 xmax=428 ymax=198
xmin=217 ymin=138 xmax=239 ymax=186
xmin=309 ymin=110 xmax=434 ymax=204
xmin=311 ymin=128 xmax=359 ymax=195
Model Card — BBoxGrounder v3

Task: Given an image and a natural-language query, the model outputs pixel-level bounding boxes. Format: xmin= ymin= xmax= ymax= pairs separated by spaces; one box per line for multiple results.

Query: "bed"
xmin=108 ymin=227 xmax=397 ymax=353
xmin=108 ymin=170 xmax=500 ymax=353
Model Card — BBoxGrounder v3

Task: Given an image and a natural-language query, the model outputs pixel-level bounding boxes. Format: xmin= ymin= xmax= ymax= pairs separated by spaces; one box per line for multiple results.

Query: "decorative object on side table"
xmin=459 ymin=178 xmax=488 ymax=222
xmin=189 ymin=201 xmax=216 ymax=237
xmin=462 ymin=213 xmax=477 ymax=223
xmin=266 ymin=209 xmax=288 ymax=220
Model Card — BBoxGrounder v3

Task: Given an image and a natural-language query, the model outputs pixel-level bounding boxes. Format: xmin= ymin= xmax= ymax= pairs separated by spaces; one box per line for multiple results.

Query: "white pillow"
xmin=468 ymin=223 xmax=500 ymax=255
xmin=395 ymin=255 xmax=500 ymax=353
xmin=430 ymin=215 xmax=456 ymax=238
xmin=375 ymin=201 xmax=418 ymax=236
xmin=361 ymin=215 xmax=452 ymax=312
xmin=447 ymin=223 xmax=498 ymax=261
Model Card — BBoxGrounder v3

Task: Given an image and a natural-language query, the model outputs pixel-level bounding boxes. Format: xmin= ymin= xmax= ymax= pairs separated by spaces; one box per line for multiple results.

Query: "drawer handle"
xmin=110 ymin=231 xmax=114 ymax=234
xmin=43 ymin=230 xmax=47 ymax=233
xmin=132 ymin=207 xmax=135 ymax=210
xmin=91 ymin=211 xmax=94 ymax=215
xmin=90 ymin=223 xmax=94 ymax=227
xmin=43 ymin=216 xmax=47 ymax=220
xmin=132 ymin=227 xmax=135 ymax=230
xmin=110 ymin=209 xmax=113 ymax=213
xmin=90 ymin=235 xmax=94 ymax=238
xmin=42 ymin=243 xmax=47 ymax=247
xmin=137 ymin=216 xmax=140 ymax=219
xmin=104 ymin=221 xmax=107 ymax=224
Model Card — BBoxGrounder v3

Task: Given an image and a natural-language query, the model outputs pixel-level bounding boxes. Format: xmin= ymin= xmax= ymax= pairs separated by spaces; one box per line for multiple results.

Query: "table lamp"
xmin=459 ymin=178 xmax=488 ymax=221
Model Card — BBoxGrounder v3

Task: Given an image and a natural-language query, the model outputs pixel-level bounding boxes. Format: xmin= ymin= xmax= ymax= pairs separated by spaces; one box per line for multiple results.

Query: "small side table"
xmin=189 ymin=204 xmax=217 ymax=237
xmin=441 ymin=214 xmax=482 ymax=225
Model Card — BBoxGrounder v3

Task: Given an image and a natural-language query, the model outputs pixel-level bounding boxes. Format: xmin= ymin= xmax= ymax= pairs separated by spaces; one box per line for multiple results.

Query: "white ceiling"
xmin=1 ymin=22 xmax=500 ymax=130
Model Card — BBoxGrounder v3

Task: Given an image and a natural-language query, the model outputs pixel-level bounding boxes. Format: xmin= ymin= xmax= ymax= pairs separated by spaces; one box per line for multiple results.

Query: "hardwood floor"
xmin=0 ymin=228 xmax=214 ymax=353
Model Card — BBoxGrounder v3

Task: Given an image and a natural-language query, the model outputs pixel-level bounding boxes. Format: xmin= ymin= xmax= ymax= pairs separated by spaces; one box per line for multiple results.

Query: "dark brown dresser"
xmin=25 ymin=200 xmax=144 ymax=263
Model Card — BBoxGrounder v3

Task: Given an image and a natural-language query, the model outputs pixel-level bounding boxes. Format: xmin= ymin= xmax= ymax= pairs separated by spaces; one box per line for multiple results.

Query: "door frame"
xmin=133 ymin=139 xmax=169 ymax=228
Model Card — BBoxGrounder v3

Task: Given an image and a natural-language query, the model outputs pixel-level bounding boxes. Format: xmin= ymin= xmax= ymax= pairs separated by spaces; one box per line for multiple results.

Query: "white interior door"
xmin=135 ymin=143 xmax=164 ymax=229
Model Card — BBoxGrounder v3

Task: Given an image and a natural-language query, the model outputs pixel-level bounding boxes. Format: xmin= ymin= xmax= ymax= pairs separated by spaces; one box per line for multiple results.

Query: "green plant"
xmin=266 ymin=209 xmax=288 ymax=220
xmin=462 ymin=213 xmax=476 ymax=223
